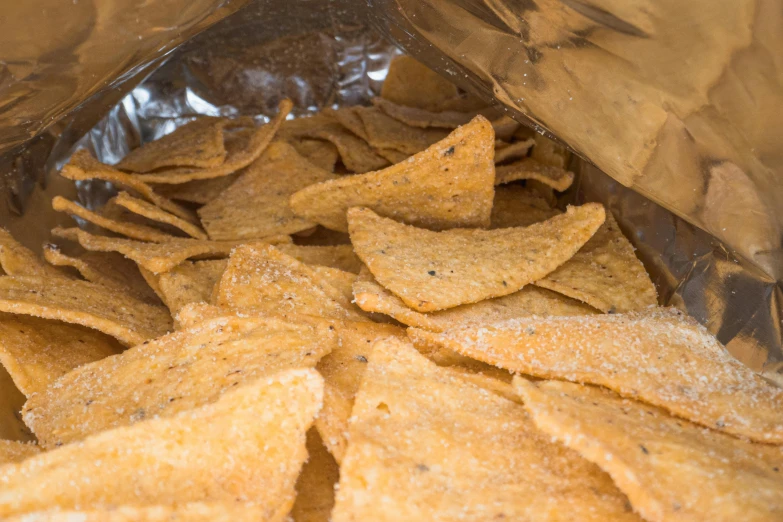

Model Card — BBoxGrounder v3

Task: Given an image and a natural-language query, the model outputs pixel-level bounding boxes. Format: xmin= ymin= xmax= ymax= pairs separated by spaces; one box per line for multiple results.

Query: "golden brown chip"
xmin=0 ymin=229 xmax=64 ymax=279
xmin=310 ymin=266 xmax=357 ymax=304
xmin=491 ymin=116 xmax=522 ymax=142
xmin=277 ymin=112 xmax=336 ymax=142
xmin=0 ymin=275 xmax=171 ymax=347
xmin=303 ymin=122 xmax=389 ymax=173
xmin=0 ymin=364 xmax=33 ymax=442
xmin=60 ymin=150 xmax=198 ymax=224
xmin=198 ymin=142 xmax=338 ymax=240
xmin=315 ymin=320 xmax=406 ymax=461
xmin=348 ymin=204 xmax=605 ymax=312
xmin=133 ymin=99 xmax=293 ymax=184
xmin=114 ymin=192 xmax=207 ymax=239
xmin=290 ymin=429 xmax=340 ymax=522
xmin=534 ymin=212 xmax=657 ymax=312
xmin=490 ymin=186 xmax=561 ymax=228
xmin=495 ymin=158 xmax=575 ymax=191
xmin=2 ymin=503 xmax=279 ymax=522
xmin=290 ymin=117 xmax=496 ymax=232
xmin=53 ymin=227 xmax=289 ymax=274
xmin=23 ymin=314 xmax=334 ymax=448
xmin=275 ymin=244 xmax=362 ymax=273
xmin=328 ymin=107 xmax=369 ymax=141
xmin=355 ymin=106 xmax=449 ymax=155
xmin=42 ymin=245 xmax=160 ymax=303
xmin=410 ymin=308 xmax=783 ymax=443
xmin=117 ymin=117 xmax=229 ymax=173
xmin=156 ymin=259 xmax=227 ymax=314
xmin=213 ymin=244 xmax=364 ymax=321
xmin=372 ymin=97 xmax=479 ymax=128
xmin=0 ymin=313 xmax=122 ymax=397
xmin=374 ymin=147 xmax=410 ymax=164
xmin=152 ymin=174 xmax=240 ymax=204
xmin=380 ymin=56 xmax=459 ymax=111
xmin=530 ymin=133 xmax=570 ymax=168
xmin=514 ymin=378 xmax=783 ymax=522
xmin=494 ymin=138 xmax=535 ymax=164
xmin=291 ymin=138 xmax=340 ymax=172
xmin=1 ymin=369 xmax=322 ymax=518
xmin=0 ymin=440 xmax=40 ymax=466
xmin=353 ymin=267 xmax=595 ymax=332
xmin=331 ymin=338 xmax=640 ymax=521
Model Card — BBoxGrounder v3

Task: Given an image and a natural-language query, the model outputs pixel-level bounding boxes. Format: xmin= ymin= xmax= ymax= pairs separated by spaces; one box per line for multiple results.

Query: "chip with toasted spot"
xmin=275 ymin=244 xmax=362 ymax=273
xmin=494 ymin=138 xmax=535 ymax=164
xmin=348 ymin=204 xmax=605 ymax=312
xmin=315 ymin=320 xmax=406 ymax=462
xmin=0 ymin=313 xmax=122 ymax=397
xmin=199 ymin=142 xmax=338 ymax=240
xmin=535 ymin=212 xmax=657 ymax=312
xmin=303 ymin=122 xmax=389 ymax=173
xmin=2 ymin=502 xmax=279 ymax=522
xmin=156 ymin=259 xmax=227 ymax=314
xmin=117 ymin=117 xmax=229 ymax=173
xmin=355 ymin=106 xmax=448 ymax=155
xmin=290 ymin=117 xmax=496 ymax=233
xmin=0 ymin=230 xmax=64 ymax=279
xmin=213 ymin=244 xmax=365 ymax=321
xmin=23 ymin=314 xmax=333 ymax=448
xmin=53 ymin=227 xmax=289 ymax=274
xmin=410 ymin=308 xmax=783 ymax=443
xmin=495 ymin=158 xmax=575 ymax=191
xmin=380 ymin=56 xmax=459 ymax=111
xmin=0 ymin=275 xmax=171 ymax=347
xmin=59 ymin=150 xmax=198 ymax=224
xmin=290 ymin=138 xmax=340 ymax=172
xmin=152 ymin=174 xmax=240 ymax=204
xmin=0 ymin=440 xmax=40 ymax=466
xmin=490 ymin=186 xmax=561 ymax=229
xmin=114 ymin=192 xmax=207 ymax=239
xmin=2 ymin=369 xmax=322 ymax=518
xmin=331 ymin=338 xmax=640 ymax=522
xmin=290 ymin=429 xmax=340 ymax=522
xmin=133 ymin=99 xmax=293 ymax=184
xmin=514 ymin=378 xmax=783 ymax=522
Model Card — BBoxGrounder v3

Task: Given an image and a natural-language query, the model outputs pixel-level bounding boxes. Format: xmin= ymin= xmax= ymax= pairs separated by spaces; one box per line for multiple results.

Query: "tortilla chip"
xmin=0 ymin=364 xmax=33 ymax=442
xmin=1 ymin=369 xmax=322 ymax=518
xmin=328 ymin=107 xmax=369 ymax=141
xmin=494 ymin=138 xmax=535 ymax=164
xmin=53 ymin=227 xmax=289 ymax=274
xmin=531 ymin=133 xmax=570 ymax=168
xmin=380 ymin=56 xmax=459 ymax=111
xmin=117 ymin=117 xmax=229 ymax=173
xmin=42 ymin=245 xmax=161 ymax=303
xmin=495 ymin=158 xmax=575 ymax=191
xmin=290 ymin=429 xmax=340 ymax=522
xmin=291 ymin=139 xmax=340 ymax=172
xmin=134 ymin=99 xmax=293 ymax=184
xmin=277 ymin=112 xmax=336 ymax=141
xmin=152 ymin=174 xmax=240 ymax=204
xmin=310 ymin=267 xmax=357 ymax=304
xmin=315 ymin=321 xmax=406 ymax=461
xmin=293 ymin=226 xmax=351 ymax=246
xmin=514 ymin=378 xmax=783 ymax=522
xmin=156 ymin=259 xmax=227 ymax=314
xmin=374 ymin=147 xmax=410 ymax=164
xmin=114 ymin=192 xmax=207 ymax=239
xmin=353 ymin=267 xmax=595 ymax=332
xmin=372 ymin=97 xmax=479 ymax=129
xmin=199 ymin=142 xmax=338 ymax=240
xmin=3 ymin=503 xmax=279 ymax=522
xmin=214 ymin=244 xmax=364 ymax=321
xmin=0 ymin=229 xmax=64 ymax=279
xmin=0 ymin=441 xmax=40 ymax=466
xmin=355 ymin=107 xmax=448 ymax=155
xmin=290 ymin=117 xmax=496 ymax=233
xmin=410 ymin=308 xmax=783 ymax=443
xmin=348 ymin=204 xmax=605 ymax=312
xmin=24 ymin=314 xmax=333 ymax=448
xmin=0 ymin=313 xmax=122 ymax=397
xmin=491 ymin=116 xmax=522 ymax=142
xmin=275 ymin=244 xmax=362 ymax=273
xmin=490 ymin=186 xmax=561 ymax=228
xmin=0 ymin=275 xmax=171 ymax=347
xmin=535 ymin=212 xmax=657 ymax=312
xmin=331 ymin=338 xmax=639 ymax=521
xmin=304 ymin=122 xmax=389 ymax=173
xmin=60 ymin=150 xmax=198 ymax=224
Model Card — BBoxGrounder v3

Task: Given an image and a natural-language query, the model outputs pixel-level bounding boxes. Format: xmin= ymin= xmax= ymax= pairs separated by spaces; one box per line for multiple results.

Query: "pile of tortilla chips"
xmin=0 ymin=56 xmax=779 ymax=522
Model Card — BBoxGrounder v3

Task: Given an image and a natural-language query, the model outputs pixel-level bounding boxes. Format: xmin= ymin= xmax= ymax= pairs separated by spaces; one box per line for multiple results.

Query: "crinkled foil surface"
xmin=0 ymin=0 xmax=780 ymax=423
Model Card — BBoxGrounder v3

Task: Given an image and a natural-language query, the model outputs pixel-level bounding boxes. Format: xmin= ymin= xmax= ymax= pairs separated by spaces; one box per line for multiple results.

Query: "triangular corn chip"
xmin=23 ymin=314 xmax=334 ymax=448
xmin=152 ymin=174 xmax=239 ymax=204
xmin=156 ymin=259 xmax=227 ymax=313
xmin=43 ymin=245 xmax=160 ymax=303
xmin=494 ymin=138 xmax=535 ymax=164
xmin=290 ymin=429 xmax=340 ymax=522
xmin=213 ymin=244 xmax=364 ymax=321
xmin=380 ymin=56 xmax=459 ymax=111
xmin=372 ymin=97 xmax=479 ymax=128
xmin=133 ymin=99 xmax=293 ymax=184
xmin=52 ymin=227 xmax=289 ymax=274
xmin=117 ymin=117 xmax=229 ymax=173
xmin=0 ymin=440 xmax=39 ymax=466
xmin=514 ymin=378 xmax=783 ymax=522
xmin=348 ymin=204 xmax=605 ymax=312
xmin=290 ymin=138 xmax=340 ymax=172
xmin=1 ymin=369 xmax=322 ymax=518
xmin=315 ymin=320 xmax=406 ymax=461
xmin=0 ymin=313 xmax=121 ymax=397
xmin=0 ymin=275 xmax=171 ymax=347
xmin=353 ymin=267 xmax=595 ymax=332
xmin=410 ymin=308 xmax=783 ymax=443
xmin=0 ymin=229 xmax=64 ymax=279
xmin=495 ymin=158 xmax=575 ymax=191
xmin=114 ymin=192 xmax=207 ymax=239
xmin=535 ymin=212 xmax=657 ymax=313
xmin=3 ymin=503 xmax=278 ymax=522
xmin=277 ymin=112 xmax=335 ymax=141
xmin=198 ymin=142 xmax=338 ymax=240
xmin=60 ymin=150 xmax=198 ymax=224
xmin=328 ymin=107 xmax=369 ymax=141
xmin=290 ymin=117 xmax=496 ymax=232
xmin=490 ymin=186 xmax=560 ymax=228
xmin=303 ymin=122 xmax=389 ymax=173
xmin=310 ymin=266 xmax=357 ymax=304
xmin=355 ymin=106 xmax=448 ymax=155
xmin=275 ymin=244 xmax=362 ymax=273
xmin=331 ymin=338 xmax=640 ymax=521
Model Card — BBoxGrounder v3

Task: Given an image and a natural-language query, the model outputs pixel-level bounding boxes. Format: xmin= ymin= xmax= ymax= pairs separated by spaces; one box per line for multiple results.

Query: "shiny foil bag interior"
xmin=0 ymin=0 xmax=780 ymax=435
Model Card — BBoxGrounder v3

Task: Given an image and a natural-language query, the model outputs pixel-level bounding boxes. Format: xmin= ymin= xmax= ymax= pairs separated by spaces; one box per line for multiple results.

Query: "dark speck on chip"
xmin=355 ymin=355 xmax=368 ymax=363
xmin=444 ymin=146 xmax=455 ymax=156
xmin=428 ymin=270 xmax=436 ymax=276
